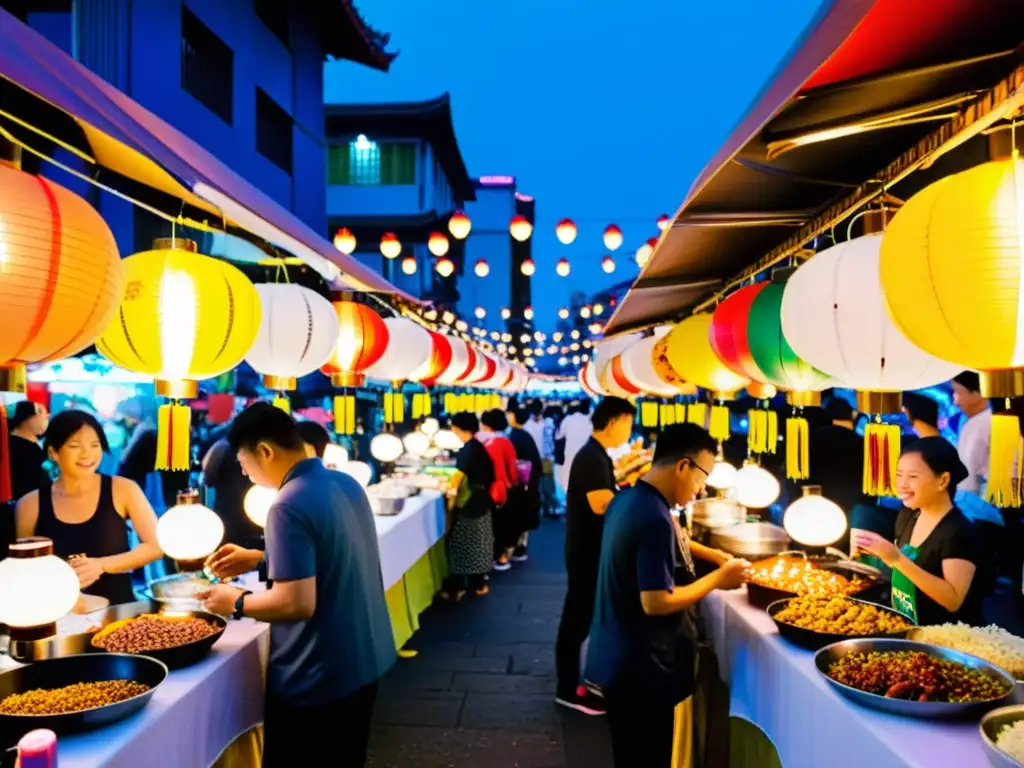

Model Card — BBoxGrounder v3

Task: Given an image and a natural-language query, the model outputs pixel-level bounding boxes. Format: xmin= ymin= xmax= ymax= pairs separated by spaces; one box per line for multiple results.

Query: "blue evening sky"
xmin=325 ymin=0 xmax=825 ymax=331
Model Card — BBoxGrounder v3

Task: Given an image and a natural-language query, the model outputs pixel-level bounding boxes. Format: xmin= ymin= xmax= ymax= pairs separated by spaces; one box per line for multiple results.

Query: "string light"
xmin=500 ymin=307 xmax=511 ymax=319
xmin=580 ymin=306 xmax=592 ymax=319
xmin=593 ymin=303 xmax=604 ymax=315
xmin=556 ymin=258 xmax=571 ymax=277
xmin=436 ymin=257 xmax=454 ymax=277
xmin=380 ymin=232 xmax=402 ymax=260
xmin=524 ymin=306 xmax=534 ymax=320
xmin=401 ymin=255 xmax=417 ymax=275
xmin=601 ymin=255 xmax=616 ymax=273
xmin=428 ymin=232 xmax=450 ymax=257
xmin=475 ymin=307 xmax=486 ymax=319
xmin=558 ymin=308 xmax=569 ymax=319
xmin=521 ymin=258 xmax=536 ymax=276
xmin=474 ymin=259 xmax=490 ymax=277
xmin=520 ymin=333 xmax=531 ymax=343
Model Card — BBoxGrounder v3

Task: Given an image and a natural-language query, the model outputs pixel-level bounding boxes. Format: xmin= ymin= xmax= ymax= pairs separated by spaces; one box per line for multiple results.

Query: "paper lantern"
xmin=603 ymin=224 xmax=623 ymax=251
xmin=97 ymin=239 xmax=261 ymax=469
xmin=244 ymin=485 xmax=277 ymax=528
xmin=320 ymin=299 xmax=389 ymax=387
xmin=735 ymin=463 xmax=780 ymax=509
xmin=635 ymin=240 xmax=654 ymax=268
xmin=556 ymin=258 xmax=571 ymax=277
xmin=246 ymin=284 xmax=338 ymax=391
xmin=380 ymin=232 xmax=402 ymax=260
xmin=333 ymin=227 xmax=356 ymax=255
xmin=657 ymin=214 xmax=670 ymax=231
xmin=449 ymin=210 xmax=471 ymax=240
xmin=413 ymin=330 xmax=453 ymax=385
xmin=0 ymin=538 xmax=80 ymax=634
xmin=342 ymin=460 xmax=372 ymax=488
xmin=434 ymin=429 xmax=463 ymax=452
xmin=401 ymin=255 xmax=417 ymax=275
xmin=0 ymin=165 xmax=122 ymax=388
xmin=510 ymin=215 xmax=533 ymax=241
xmin=555 ymin=218 xmax=578 ymax=245
xmin=474 ymin=259 xmax=490 ymax=277
xmin=620 ymin=336 xmax=677 ymax=397
xmin=156 ymin=490 xmax=224 ymax=564
xmin=520 ymin=257 xmax=536 ymax=276
xmin=365 ymin=316 xmax=432 ymax=383
xmin=601 ymin=256 xmax=616 ymax=274
xmin=599 ymin=355 xmax=641 ymax=397
xmin=745 ymin=282 xmax=830 ymax=393
xmin=403 ymin=430 xmax=431 ymax=457
xmin=783 ymin=486 xmax=847 ymax=547
xmin=370 ymin=432 xmax=404 ymax=463
xmin=710 ymin=284 xmax=770 ymax=382
xmin=706 ymin=459 xmax=739 ymax=490
xmin=428 ymin=231 xmax=450 ymax=257
xmin=436 ymin=257 xmax=455 ymax=277
xmin=435 ymin=337 xmax=475 ymax=386
xmin=322 ymin=442 xmax=349 ymax=469
xmin=524 ymin=306 xmax=534 ymax=320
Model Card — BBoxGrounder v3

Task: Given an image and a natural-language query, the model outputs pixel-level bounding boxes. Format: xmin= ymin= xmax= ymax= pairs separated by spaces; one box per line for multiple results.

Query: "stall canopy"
xmin=606 ymin=0 xmax=1024 ymax=335
xmin=0 ymin=7 xmax=412 ymax=299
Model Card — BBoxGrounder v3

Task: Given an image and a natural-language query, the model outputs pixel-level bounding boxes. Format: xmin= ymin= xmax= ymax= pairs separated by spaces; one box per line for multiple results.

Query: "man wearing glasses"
xmin=585 ymin=423 xmax=750 ymax=767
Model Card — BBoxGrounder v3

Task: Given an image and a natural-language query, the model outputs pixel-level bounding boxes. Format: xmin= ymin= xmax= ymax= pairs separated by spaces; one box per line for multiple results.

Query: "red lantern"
xmin=657 ymin=214 xmax=670 ymax=231
xmin=436 ymin=257 xmax=454 ymax=277
xmin=521 ymin=257 xmax=536 ymax=276
xmin=510 ymin=215 xmax=533 ymax=242
xmin=321 ymin=300 xmax=389 ymax=387
xmin=401 ymin=255 xmax=417 ymax=275
xmin=474 ymin=259 xmax=490 ymax=277
xmin=555 ymin=258 xmax=571 ymax=277
xmin=333 ymin=227 xmax=356 ymax=255
xmin=449 ymin=210 xmax=471 ymax=240
xmin=603 ymin=224 xmax=623 ymax=251
xmin=611 ymin=355 xmax=642 ymax=395
xmin=555 ymin=218 xmax=577 ymax=245
xmin=601 ymin=255 xmax=616 ymax=274
xmin=524 ymin=305 xmax=535 ymax=320
xmin=428 ymin=231 xmax=449 ymax=257
xmin=709 ymin=284 xmax=770 ymax=382
xmin=414 ymin=331 xmax=454 ymax=385
xmin=635 ymin=241 xmax=654 ymax=268
xmin=380 ymin=232 xmax=401 ymax=260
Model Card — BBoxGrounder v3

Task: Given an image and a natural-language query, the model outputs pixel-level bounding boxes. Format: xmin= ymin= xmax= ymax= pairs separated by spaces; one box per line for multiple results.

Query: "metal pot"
xmin=710 ymin=521 xmax=790 ymax=561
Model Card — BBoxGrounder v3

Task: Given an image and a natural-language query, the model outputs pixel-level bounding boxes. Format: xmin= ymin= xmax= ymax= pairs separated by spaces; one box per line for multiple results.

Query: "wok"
xmin=89 ymin=601 xmax=226 ymax=670
xmin=766 ymin=596 xmax=913 ymax=651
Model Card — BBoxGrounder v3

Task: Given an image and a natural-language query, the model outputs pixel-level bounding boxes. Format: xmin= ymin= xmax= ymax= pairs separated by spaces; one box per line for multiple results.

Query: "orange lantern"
xmin=449 ymin=210 xmax=471 ymax=240
xmin=321 ymin=300 xmax=388 ymax=388
xmin=556 ymin=258 xmax=571 ymax=277
xmin=601 ymin=255 xmax=616 ymax=274
xmin=555 ymin=218 xmax=578 ymax=245
xmin=333 ymin=227 xmax=356 ymax=255
xmin=474 ymin=259 xmax=490 ymax=277
xmin=401 ymin=255 xmax=417 ymax=275
xmin=657 ymin=214 xmax=670 ymax=231
xmin=603 ymin=224 xmax=623 ymax=251
xmin=436 ymin=257 xmax=455 ymax=277
xmin=380 ymin=232 xmax=401 ymax=260
xmin=428 ymin=231 xmax=449 ymax=257
xmin=521 ymin=257 xmax=536 ymax=276
xmin=510 ymin=215 xmax=533 ymax=242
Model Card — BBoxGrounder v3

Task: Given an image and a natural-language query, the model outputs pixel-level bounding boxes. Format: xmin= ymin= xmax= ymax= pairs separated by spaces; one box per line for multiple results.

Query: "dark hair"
xmin=528 ymin=400 xmax=543 ymax=417
xmin=510 ymin=406 xmax=530 ymax=426
xmin=481 ymin=409 xmax=508 ymax=431
xmin=296 ymin=420 xmax=330 ymax=459
xmin=902 ymin=392 xmax=939 ymax=429
xmin=574 ymin=399 xmax=592 ymax=415
xmin=953 ymin=371 xmax=981 ymax=393
xmin=591 ymin=396 xmax=636 ymax=430
xmin=900 ymin=436 xmax=968 ymax=499
xmin=823 ymin=396 xmax=854 ymax=422
xmin=451 ymin=412 xmax=479 ymax=434
xmin=44 ymin=410 xmax=109 ymax=454
xmin=652 ymin=423 xmax=718 ymax=466
xmin=10 ymin=400 xmax=40 ymax=430
xmin=227 ymin=402 xmax=304 ymax=453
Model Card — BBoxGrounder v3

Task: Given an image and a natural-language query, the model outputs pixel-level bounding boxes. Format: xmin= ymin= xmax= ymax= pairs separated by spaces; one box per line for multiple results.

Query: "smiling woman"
xmin=13 ymin=410 xmax=162 ymax=606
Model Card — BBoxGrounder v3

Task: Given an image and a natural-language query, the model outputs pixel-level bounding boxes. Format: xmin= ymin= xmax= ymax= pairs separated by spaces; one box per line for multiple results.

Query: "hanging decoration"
xmin=474 ymin=259 xmax=490 ymax=277
xmin=380 ymin=232 xmax=401 ymax=260
xmin=556 ymin=258 xmax=571 ymax=277
xmin=449 ymin=210 xmax=471 ymax=240
xmin=603 ymin=224 xmax=623 ymax=251
xmin=321 ymin=298 xmax=388 ymax=435
xmin=601 ymin=255 xmax=616 ymax=274
xmin=436 ymin=257 xmax=455 ymax=277
xmin=620 ymin=335 xmax=678 ymax=398
xmin=521 ymin=257 xmax=536 ymax=276
xmin=880 ymin=158 xmax=1024 ymax=506
xmin=555 ymin=218 xmax=578 ymax=244
xmin=710 ymin=284 xmax=770 ymax=382
xmin=333 ymin=227 xmax=356 ymax=255
xmin=510 ymin=215 xmax=533 ymax=242
xmin=782 ymin=234 xmax=959 ymax=496
xmin=578 ymin=360 xmax=605 ymax=396
xmin=97 ymin=239 xmax=261 ymax=469
xmin=475 ymin=307 xmax=486 ymax=319
xmin=401 ymin=255 xmax=417 ymax=275
xmin=635 ymin=238 xmax=656 ymax=268
xmin=427 ymin=231 xmax=450 ymax=257
xmin=246 ymin=284 xmax=339 ymax=413
xmin=657 ymin=214 xmax=670 ymax=231
xmin=523 ymin=306 xmax=535 ymax=320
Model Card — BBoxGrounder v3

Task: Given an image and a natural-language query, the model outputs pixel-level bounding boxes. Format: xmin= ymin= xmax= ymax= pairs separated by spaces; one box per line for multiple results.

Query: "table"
xmin=702 ymin=588 xmax=994 ymax=768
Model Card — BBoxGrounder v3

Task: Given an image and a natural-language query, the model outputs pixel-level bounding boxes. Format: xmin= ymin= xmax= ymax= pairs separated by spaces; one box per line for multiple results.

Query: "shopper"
xmin=555 ymin=396 xmax=636 ymax=715
xmin=479 ymin=409 xmax=519 ymax=570
xmin=555 ymin=400 xmax=593 ymax=498
xmin=8 ymin=400 xmax=50 ymax=501
xmin=199 ymin=402 xmax=395 ymax=767
xmin=201 ymin=437 xmax=258 ymax=548
xmin=525 ymin=400 xmax=558 ymax=517
xmin=587 ymin=423 xmax=748 ymax=767
xmin=507 ymin=405 xmax=542 ymax=561
xmin=296 ymin=420 xmax=331 ymax=459
xmin=902 ymin=392 xmax=940 ymax=439
xmin=950 ymin=371 xmax=992 ymax=495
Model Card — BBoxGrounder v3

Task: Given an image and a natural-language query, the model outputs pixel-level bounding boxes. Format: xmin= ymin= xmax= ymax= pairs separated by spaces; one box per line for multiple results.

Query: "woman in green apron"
xmin=854 ymin=437 xmax=984 ymax=626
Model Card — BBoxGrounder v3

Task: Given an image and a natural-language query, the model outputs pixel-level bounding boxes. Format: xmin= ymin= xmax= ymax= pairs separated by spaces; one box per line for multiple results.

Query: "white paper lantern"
xmin=157 ymin=494 xmax=225 ymax=562
xmin=594 ymin=334 xmax=641 ymax=382
xmin=323 ymin=442 xmax=349 ymax=469
xmin=403 ymin=430 xmax=431 ymax=457
xmin=706 ymin=460 xmax=739 ymax=491
xmin=783 ymin=487 xmax=847 ymax=547
xmin=244 ymin=485 xmax=277 ymax=528
xmin=461 ymin=347 xmax=489 ymax=387
xmin=735 ymin=463 xmax=780 ymax=509
xmin=620 ymin=335 xmax=677 ymax=397
xmin=578 ymin=360 xmax=605 ymax=396
xmin=342 ymin=460 xmax=373 ymax=488
xmin=370 ymin=432 xmax=404 ymax=463
xmin=435 ymin=337 xmax=473 ymax=386
xmin=364 ymin=316 xmax=432 ymax=383
xmin=0 ymin=538 xmax=80 ymax=630
xmin=478 ymin=357 xmax=511 ymax=390
xmin=781 ymin=234 xmax=960 ymax=391
xmin=434 ymin=429 xmax=464 ymax=451
xmin=420 ymin=417 xmax=440 ymax=437
xmin=246 ymin=284 xmax=339 ymax=388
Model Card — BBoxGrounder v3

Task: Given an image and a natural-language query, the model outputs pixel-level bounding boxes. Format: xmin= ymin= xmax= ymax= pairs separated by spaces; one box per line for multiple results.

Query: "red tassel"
xmin=0 ymin=407 xmax=12 ymax=503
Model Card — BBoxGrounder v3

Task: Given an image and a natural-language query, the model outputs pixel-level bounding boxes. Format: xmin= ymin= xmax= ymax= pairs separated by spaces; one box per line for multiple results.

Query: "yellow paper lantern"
xmin=97 ymin=239 xmax=261 ymax=469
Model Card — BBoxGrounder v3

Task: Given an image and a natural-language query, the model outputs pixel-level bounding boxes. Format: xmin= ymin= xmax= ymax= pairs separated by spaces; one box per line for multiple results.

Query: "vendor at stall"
xmin=854 ymin=437 xmax=984 ymax=626
xmin=14 ymin=409 xmax=162 ymax=605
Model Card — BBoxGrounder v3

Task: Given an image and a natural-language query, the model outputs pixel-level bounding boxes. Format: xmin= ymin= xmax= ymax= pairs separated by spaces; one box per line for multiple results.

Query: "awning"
xmin=606 ymin=0 xmax=1024 ymax=334
xmin=0 ymin=7 xmax=412 ymax=300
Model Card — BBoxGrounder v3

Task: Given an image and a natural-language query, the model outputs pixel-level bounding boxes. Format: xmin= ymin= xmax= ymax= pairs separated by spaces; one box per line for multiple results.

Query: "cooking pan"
xmin=89 ymin=601 xmax=227 ymax=670
xmin=766 ymin=597 xmax=914 ymax=651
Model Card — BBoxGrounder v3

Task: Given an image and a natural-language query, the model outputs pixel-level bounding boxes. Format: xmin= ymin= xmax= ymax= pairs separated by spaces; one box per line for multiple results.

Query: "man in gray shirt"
xmin=200 ymin=402 xmax=395 ymax=766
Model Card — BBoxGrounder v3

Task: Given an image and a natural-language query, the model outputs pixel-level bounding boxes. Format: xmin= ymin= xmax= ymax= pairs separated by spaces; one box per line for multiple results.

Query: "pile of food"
xmin=92 ymin=613 xmax=221 ymax=654
xmin=996 ymin=720 xmax=1024 ymax=763
xmin=614 ymin=440 xmax=653 ymax=487
xmin=910 ymin=624 xmax=1024 ymax=679
xmin=774 ymin=596 xmax=911 ymax=635
xmin=747 ymin=556 xmax=869 ymax=597
xmin=827 ymin=650 xmax=1011 ymax=702
xmin=0 ymin=680 xmax=150 ymax=715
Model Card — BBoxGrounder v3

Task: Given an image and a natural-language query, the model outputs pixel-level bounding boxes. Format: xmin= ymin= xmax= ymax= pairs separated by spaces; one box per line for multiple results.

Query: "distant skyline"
xmin=325 ymin=0 xmax=824 ymax=332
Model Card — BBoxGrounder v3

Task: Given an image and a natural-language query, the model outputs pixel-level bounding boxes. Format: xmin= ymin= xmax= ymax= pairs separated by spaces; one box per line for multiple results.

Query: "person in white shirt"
xmin=951 ymin=371 xmax=992 ymax=496
xmin=556 ymin=401 xmax=594 ymax=495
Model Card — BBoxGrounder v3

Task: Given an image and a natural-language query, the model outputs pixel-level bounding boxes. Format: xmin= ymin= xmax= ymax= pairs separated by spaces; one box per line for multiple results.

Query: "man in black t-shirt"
xmin=555 ymin=396 xmax=636 ymax=715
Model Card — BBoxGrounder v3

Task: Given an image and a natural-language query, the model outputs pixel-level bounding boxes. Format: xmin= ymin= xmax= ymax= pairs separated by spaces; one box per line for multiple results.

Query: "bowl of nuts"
xmin=90 ymin=606 xmax=226 ymax=670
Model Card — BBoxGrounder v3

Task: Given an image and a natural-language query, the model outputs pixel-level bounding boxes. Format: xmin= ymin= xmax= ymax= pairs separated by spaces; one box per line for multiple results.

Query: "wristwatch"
xmin=233 ymin=590 xmax=253 ymax=620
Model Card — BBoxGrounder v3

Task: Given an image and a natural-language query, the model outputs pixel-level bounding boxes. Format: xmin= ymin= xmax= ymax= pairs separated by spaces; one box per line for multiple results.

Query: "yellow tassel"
xmin=661 ymin=403 xmax=675 ymax=426
xmin=444 ymin=393 xmax=457 ymax=414
xmin=766 ymin=410 xmax=778 ymax=455
xmin=412 ymin=394 xmax=423 ymax=420
xmin=863 ymin=421 xmax=900 ymax=497
xmin=785 ymin=416 xmax=809 ymax=480
xmin=640 ymin=402 xmax=657 ymax=428
xmin=748 ymin=410 xmax=767 ymax=454
xmin=987 ymin=411 xmax=1024 ymax=508
xmin=675 ymin=403 xmax=686 ymax=423
xmin=272 ymin=395 xmax=290 ymax=414
xmin=688 ymin=403 xmax=707 ymax=427
xmin=156 ymin=402 xmax=191 ymax=471
xmin=334 ymin=395 xmax=356 ymax=435
xmin=491 ymin=394 xmax=502 ymax=410
xmin=423 ymin=393 xmax=433 ymax=416
xmin=709 ymin=404 xmax=730 ymax=442
xmin=383 ymin=393 xmax=405 ymax=424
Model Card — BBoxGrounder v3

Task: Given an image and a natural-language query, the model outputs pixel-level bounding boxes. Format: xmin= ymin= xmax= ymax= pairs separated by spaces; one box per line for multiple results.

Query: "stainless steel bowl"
xmin=815 ymin=638 xmax=1016 ymax=719
xmin=980 ymin=705 xmax=1024 ymax=767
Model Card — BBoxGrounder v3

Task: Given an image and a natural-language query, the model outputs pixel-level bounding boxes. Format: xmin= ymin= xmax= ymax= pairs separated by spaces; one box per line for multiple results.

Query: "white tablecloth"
xmin=704 ymin=588 xmax=993 ymax=768
xmin=374 ymin=490 xmax=445 ymax=590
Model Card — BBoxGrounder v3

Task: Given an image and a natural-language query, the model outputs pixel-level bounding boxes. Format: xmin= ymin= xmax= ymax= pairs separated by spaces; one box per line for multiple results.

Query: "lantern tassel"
xmin=272 ymin=395 xmax=291 ymax=414
xmin=766 ymin=410 xmax=778 ymax=455
xmin=785 ymin=415 xmax=809 ymax=480
xmin=748 ymin=410 xmax=767 ymax=454
xmin=641 ymin=402 xmax=658 ymax=428
xmin=334 ymin=395 xmax=356 ymax=435
xmin=156 ymin=402 xmax=191 ymax=471
xmin=986 ymin=410 xmax=1023 ymax=508
xmin=862 ymin=420 xmax=900 ymax=497
xmin=709 ymin=403 xmax=730 ymax=442
xmin=674 ymin=402 xmax=686 ymax=423
xmin=687 ymin=403 xmax=707 ymax=428
xmin=0 ymin=406 xmax=12 ymax=503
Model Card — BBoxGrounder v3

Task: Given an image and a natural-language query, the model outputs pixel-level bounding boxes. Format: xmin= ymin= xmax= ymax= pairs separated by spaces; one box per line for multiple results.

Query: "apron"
xmin=890 ymin=543 xmax=920 ymax=624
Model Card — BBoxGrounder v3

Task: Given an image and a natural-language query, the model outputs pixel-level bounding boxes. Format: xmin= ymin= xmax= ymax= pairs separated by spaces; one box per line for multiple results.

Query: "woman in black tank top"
xmin=14 ymin=410 xmax=162 ymax=606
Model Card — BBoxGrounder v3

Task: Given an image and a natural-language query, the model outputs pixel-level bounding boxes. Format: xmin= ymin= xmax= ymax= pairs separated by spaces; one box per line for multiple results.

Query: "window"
xmin=327 ymin=137 xmax=416 ymax=185
xmin=256 ymin=88 xmax=292 ymax=173
xmin=254 ymin=0 xmax=289 ymax=47
xmin=181 ymin=6 xmax=233 ymax=124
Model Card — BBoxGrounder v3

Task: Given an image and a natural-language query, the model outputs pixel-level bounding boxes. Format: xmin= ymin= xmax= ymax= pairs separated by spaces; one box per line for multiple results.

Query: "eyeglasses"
xmin=685 ymin=457 xmax=710 ymax=478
